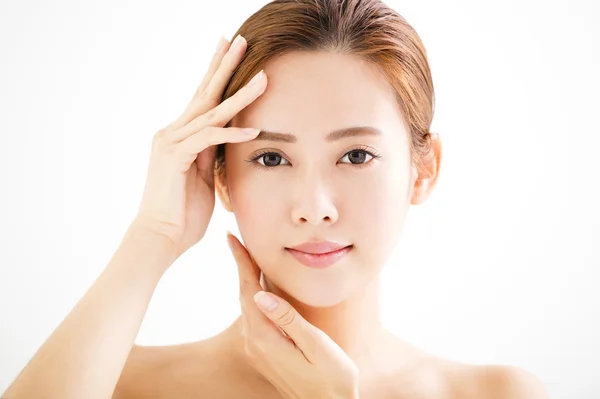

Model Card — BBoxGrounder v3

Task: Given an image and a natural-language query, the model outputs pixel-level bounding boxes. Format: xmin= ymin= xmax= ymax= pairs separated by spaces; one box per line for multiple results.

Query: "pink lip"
xmin=286 ymin=241 xmax=353 ymax=269
xmin=289 ymin=241 xmax=349 ymax=254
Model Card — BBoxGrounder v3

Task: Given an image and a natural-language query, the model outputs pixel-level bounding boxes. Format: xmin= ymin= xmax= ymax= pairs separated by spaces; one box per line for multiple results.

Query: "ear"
xmin=410 ymin=133 xmax=442 ymax=205
xmin=215 ymin=168 xmax=234 ymax=213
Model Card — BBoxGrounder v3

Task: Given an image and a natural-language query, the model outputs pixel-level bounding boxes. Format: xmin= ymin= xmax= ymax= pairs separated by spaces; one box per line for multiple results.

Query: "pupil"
xmin=349 ymin=151 xmax=366 ymax=164
xmin=264 ymin=154 xmax=281 ymax=166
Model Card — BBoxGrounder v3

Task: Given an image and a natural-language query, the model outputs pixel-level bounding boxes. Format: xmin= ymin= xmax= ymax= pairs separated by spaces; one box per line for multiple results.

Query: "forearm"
xmin=3 ymin=220 xmax=177 ymax=399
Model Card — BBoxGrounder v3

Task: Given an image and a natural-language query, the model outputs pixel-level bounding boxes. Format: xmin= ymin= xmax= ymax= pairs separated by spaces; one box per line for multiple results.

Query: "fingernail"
xmin=254 ymin=291 xmax=278 ymax=312
xmin=247 ymin=70 xmax=264 ymax=87
xmin=241 ymin=128 xmax=260 ymax=135
xmin=226 ymin=232 xmax=234 ymax=250
xmin=215 ymin=35 xmax=226 ymax=53
xmin=230 ymin=34 xmax=244 ymax=52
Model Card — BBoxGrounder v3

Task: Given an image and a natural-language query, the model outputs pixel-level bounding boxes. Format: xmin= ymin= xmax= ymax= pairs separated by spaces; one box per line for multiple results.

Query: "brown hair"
xmin=216 ymin=0 xmax=436 ymax=177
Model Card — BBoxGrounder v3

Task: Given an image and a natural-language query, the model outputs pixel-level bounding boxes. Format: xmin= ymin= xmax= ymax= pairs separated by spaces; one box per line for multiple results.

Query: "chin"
xmin=258 ymin=246 xmax=376 ymax=308
xmin=266 ymin=274 xmax=355 ymax=308
xmin=293 ymin=290 xmax=348 ymax=308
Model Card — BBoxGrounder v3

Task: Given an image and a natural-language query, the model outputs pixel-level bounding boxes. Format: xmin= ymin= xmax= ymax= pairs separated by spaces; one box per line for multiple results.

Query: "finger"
xmin=253 ymin=290 xmax=321 ymax=363
xmin=202 ymin=34 xmax=247 ymax=104
xmin=194 ymin=35 xmax=230 ymax=99
xmin=240 ymin=288 xmax=309 ymax=365
xmin=228 ymin=233 xmax=262 ymax=301
xmin=171 ymin=69 xmax=266 ymax=143
xmin=228 ymin=234 xmax=316 ymax=364
xmin=171 ymin=34 xmax=246 ymax=131
xmin=168 ymin=36 xmax=231 ymax=130
xmin=195 ymin=145 xmax=217 ymax=183
xmin=227 ymin=233 xmax=275 ymax=329
xmin=177 ymin=126 xmax=259 ymax=161
xmin=168 ymin=35 xmax=234 ymax=130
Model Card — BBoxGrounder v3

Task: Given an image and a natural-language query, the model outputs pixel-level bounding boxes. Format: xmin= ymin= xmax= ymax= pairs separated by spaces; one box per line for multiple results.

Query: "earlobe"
xmin=410 ymin=133 xmax=442 ymax=205
xmin=215 ymin=169 xmax=234 ymax=213
xmin=410 ymin=179 xmax=430 ymax=205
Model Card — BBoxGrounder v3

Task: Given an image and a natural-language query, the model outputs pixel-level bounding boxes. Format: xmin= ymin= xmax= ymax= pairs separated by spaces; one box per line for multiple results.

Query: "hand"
xmin=135 ymin=34 xmax=267 ymax=261
xmin=227 ymin=233 xmax=360 ymax=399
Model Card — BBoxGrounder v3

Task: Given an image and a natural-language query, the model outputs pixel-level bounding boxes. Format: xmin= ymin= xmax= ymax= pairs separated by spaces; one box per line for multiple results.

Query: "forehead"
xmin=231 ymin=51 xmax=407 ymax=137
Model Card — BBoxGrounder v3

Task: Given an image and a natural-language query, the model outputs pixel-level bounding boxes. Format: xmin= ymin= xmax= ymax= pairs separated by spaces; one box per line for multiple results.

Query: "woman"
xmin=3 ymin=0 xmax=549 ymax=398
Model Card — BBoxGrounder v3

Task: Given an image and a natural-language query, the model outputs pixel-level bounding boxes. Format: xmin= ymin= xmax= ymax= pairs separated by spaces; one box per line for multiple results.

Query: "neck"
xmin=221 ymin=274 xmax=407 ymax=396
xmin=230 ymin=273 xmax=389 ymax=363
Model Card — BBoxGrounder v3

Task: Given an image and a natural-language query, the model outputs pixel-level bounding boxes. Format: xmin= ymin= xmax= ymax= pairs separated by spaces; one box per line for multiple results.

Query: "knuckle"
xmin=170 ymin=144 xmax=184 ymax=158
xmin=202 ymin=127 xmax=215 ymax=145
xmin=275 ymin=307 xmax=296 ymax=327
xmin=152 ymin=135 xmax=172 ymax=154
xmin=169 ymin=148 xmax=188 ymax=167
xmin=153 ymin=128 xmax=169 ymax=142
xmin=198 ymin=87 xmax=210 ymax=100
xmin=196 ymin=90 xmax=216 ymax=109
xmin=194 ymin=84 xmax=206 ymax=98
xmin=203 ymin=107 xmax=218 ymax=123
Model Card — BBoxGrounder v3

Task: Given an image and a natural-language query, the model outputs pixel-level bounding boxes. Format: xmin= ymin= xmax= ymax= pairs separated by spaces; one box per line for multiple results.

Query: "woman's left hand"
xmin=227 ymin=233 xmax=360 ymax=399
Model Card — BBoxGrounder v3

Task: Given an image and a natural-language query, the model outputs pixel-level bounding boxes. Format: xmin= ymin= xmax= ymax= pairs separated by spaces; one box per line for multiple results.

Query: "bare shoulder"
xmin=386 ymin=348 xmax=549 ymax=399
xmin=430 ymin=358 xmax=549 ymax=399
xmin=467 ymin=364 xmax=550 ymax=399
xmin=112 ymin=338 xmax=228 ymax=399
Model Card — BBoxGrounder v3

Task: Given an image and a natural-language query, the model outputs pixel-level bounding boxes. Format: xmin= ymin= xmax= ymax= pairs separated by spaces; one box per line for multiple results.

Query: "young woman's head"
xmin=215 ymin=0 xmax=441 ymax=308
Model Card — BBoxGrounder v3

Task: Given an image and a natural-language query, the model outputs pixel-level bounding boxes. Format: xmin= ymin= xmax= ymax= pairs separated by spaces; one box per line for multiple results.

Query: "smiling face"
xmin=218 ymin=50 xmax=422 ymax=307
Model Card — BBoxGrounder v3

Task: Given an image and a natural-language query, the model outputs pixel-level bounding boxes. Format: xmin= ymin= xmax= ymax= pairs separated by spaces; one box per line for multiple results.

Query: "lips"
xmin=285 ymin=241 xmax=353 ymax=269
xmin=288 ymin=241 xmax=350 ymax=254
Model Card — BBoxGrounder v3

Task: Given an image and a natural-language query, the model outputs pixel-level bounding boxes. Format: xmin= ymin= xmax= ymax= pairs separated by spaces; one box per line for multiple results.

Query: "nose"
xmin=290 ymin=175 xmax=339 ymax=226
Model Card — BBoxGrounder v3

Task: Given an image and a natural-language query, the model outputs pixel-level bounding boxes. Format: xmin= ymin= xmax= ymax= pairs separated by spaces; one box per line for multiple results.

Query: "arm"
xmin=2 ymin=219 xmax=177 ymax=399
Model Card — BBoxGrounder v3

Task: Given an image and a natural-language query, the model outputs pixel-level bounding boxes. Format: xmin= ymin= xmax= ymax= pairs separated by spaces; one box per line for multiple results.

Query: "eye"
xmin=255 ymin=152 xmax=290 ymax=167
xmin=339 ymin=149 xmax=374 ymax=165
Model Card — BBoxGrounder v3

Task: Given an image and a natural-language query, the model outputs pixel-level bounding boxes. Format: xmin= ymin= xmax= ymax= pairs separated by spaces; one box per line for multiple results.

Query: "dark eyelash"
xmin=345 ymin=145 xmax=383 ymax=161
xmin=245 ymin=150 xmax=287 ymax=170
xmin=245 ymin=146 xmax=383 ymax=169
xmin=247 ymin=150 xmax=277 ymax=162
xmin=338 ymin=145 xmax=383 ymax=169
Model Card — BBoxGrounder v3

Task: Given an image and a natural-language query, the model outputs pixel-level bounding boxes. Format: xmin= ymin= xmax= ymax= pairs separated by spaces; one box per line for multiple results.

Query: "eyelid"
xmin=245 ymin=145 xmax=383 ymax=168
xmin=245 ymin=149 xmax=291 ymax=167
xmin=339 ymin=145 xmax=382 ymax=162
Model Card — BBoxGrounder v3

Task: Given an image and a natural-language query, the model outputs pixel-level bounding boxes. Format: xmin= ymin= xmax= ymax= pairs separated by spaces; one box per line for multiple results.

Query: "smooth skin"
xmin=229 ymin=232 xmax=359 ymax=399
xmin=2 ymin=34 xmax=550 ymax=399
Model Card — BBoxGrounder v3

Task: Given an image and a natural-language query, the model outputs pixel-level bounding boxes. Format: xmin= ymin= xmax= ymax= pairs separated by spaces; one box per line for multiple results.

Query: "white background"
xmin=1 ymin=0 xmax=598 ymax=397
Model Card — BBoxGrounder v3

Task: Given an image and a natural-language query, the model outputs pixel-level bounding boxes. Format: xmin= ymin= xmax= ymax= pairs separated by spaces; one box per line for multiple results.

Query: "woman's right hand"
xmin=136 ymin=34 xmax=266 ymax=261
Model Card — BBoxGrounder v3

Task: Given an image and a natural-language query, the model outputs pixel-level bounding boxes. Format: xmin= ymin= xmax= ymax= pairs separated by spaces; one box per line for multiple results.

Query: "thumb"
xmin=253 ymin=291 xmax=322 ymax=360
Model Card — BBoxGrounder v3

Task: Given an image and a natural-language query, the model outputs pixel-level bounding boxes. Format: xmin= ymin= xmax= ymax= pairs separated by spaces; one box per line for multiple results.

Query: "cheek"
xmin=227 ymin=169 xmax=286 ymax=259
xmin=348 ymin=162 xmax=410 ymax=260
xmin=225 ymin=149 xmax=274 ymax=234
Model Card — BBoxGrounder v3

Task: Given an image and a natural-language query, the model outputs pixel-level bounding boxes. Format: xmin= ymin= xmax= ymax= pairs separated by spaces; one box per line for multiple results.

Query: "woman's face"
xmin=220 ymin=50 xmax=418 ymax=307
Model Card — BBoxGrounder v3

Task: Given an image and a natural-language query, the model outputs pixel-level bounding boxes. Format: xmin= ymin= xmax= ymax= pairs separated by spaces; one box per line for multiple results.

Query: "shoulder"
xmin=469 ymin=364 xmax=550 ymax=399
xmin=389 ymin=353 xmax=549 ymax=399
xmin=112 ymin=344 xmax=184 ymax=398
xmin=112 ymin=340 xmax=226 ymax=399
xmin=438 ymin=361 xmax=549 ymax=399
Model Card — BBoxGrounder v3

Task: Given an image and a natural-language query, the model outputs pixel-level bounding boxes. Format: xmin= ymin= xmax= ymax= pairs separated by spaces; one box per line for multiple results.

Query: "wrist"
xmin=119 ymin=218 xmax=179 ymax=275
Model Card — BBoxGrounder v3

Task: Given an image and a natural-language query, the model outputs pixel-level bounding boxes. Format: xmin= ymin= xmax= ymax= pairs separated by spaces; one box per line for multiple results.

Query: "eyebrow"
xmin=253 ymin=126 xmax=382 ymax=143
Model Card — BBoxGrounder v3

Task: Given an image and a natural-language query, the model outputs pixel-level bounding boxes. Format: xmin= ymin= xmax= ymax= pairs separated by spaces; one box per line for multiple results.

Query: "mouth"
xmin=285 ymin=244 xmax=353 ymax=269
